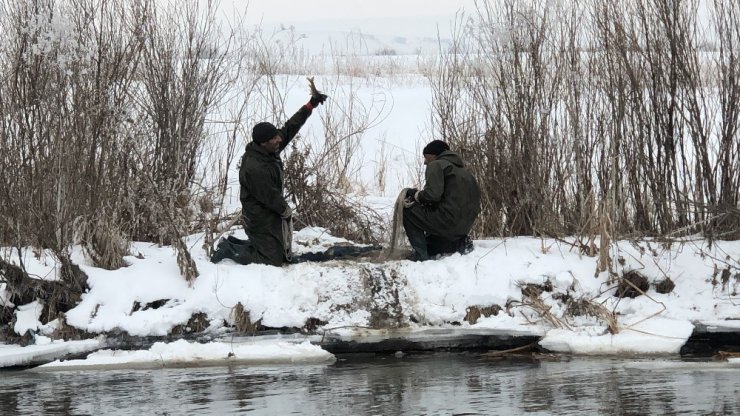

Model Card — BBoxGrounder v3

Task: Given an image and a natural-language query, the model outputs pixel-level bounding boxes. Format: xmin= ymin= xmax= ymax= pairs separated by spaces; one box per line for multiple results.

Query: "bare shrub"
xmin=0 ymin=0 xmax=145 ymax=256
xmin=0 ymin=0 xmax=243 ymax=283
xmin=285 ymin=143 xmax=384 ymax=243
xmin=126 ymin=1 xmax=233 ymax=261
xmin=464 ymin=304 xmax=502 ymax=325
xmin=429 ymin=0 xmax=740 ymax=241
xmin=281 ymin=77 xmax=390 ymax=243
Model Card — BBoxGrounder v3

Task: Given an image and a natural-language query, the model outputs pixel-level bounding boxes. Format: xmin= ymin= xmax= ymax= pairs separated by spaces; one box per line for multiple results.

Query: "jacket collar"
xmin=247 ymin=141 xmax=278 ymax=157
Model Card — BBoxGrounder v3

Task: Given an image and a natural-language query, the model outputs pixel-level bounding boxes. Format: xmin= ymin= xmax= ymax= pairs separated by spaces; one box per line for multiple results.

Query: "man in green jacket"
xmin=403 ymin=140 xmax=481 ymax=261
xmin=211 ymin=92 xmax=327 ymax=266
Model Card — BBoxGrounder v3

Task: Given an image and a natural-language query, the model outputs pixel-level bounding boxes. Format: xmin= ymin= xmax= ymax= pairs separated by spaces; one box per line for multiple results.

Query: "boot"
xmin=457 ymin=235 xmax=474 ymax=255
xmin=210 ymin=239 xmax=235 ymax=263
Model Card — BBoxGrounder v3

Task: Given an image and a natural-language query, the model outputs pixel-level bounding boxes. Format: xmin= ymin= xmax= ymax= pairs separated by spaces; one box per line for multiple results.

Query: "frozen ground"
xmin=2 ymin=228 xmax=739 ymax=367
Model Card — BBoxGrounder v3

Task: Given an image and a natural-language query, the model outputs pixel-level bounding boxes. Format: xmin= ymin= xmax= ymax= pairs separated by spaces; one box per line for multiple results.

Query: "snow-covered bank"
xmin=36 ymin=339 xmax=334 ymax=370
xmin=0 ymin=338 xmax=102 ymax=368
xmin=3 ymin=227 xmax=739 ymax=364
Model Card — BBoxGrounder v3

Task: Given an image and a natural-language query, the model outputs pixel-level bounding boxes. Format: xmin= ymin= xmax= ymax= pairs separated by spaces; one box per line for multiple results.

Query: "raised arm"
xmin=278 ymin=92 xmax=328 ymax=152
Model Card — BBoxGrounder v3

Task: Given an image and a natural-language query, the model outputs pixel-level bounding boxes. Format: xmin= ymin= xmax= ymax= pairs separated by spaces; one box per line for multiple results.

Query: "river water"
xmin=1 ymin=353 xmax=738 ymax=415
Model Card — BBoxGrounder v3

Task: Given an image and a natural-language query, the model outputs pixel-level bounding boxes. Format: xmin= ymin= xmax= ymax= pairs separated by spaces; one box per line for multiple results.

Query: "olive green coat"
xmin=238 ymin=106 xmax=312 ymax=266
xmin=406 ymin=150 xmax=481 ymax=240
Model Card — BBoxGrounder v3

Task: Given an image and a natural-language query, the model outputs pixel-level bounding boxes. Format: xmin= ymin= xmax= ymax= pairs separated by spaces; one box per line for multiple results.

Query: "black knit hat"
xmin=422 ymin=140 xmax=449 ymax=156
xmin=252 ymin=122 xmax=278 ymax=144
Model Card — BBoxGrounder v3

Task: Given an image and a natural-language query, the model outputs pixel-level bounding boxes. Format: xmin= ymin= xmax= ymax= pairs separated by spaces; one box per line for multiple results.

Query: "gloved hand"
xmin=280 ymin=206 xmax=293 ymax=219
xmin=405 ymin=188 xmax=418 ymax=200
xmin=308 ymin=93 xmax=328 ymax=108
xmin=403 ymin=188 xmax=418 ymax=209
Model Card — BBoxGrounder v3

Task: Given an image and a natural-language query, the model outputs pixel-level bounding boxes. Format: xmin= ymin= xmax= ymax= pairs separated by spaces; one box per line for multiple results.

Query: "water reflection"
xmin=0 ymin=355 xmax=738 ymax=415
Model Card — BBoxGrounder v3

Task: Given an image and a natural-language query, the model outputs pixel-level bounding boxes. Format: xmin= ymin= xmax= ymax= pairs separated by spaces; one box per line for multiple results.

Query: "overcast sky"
xmin=238 ymin=0 xmax=472 ymax=22
xmin=198 ymin=0 xmax=474 ymax=41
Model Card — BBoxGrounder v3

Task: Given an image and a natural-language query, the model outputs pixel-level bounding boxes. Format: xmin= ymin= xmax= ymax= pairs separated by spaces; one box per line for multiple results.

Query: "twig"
xmin=617 ymin=275 xmax=667 ymax=331
xmin=482 ymin=340 xmax=540 ymax=356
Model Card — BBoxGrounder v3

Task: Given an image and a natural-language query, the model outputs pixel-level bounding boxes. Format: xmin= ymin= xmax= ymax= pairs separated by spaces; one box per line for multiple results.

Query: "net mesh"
xmin=382 ymin=188 xmax=413 ymax=260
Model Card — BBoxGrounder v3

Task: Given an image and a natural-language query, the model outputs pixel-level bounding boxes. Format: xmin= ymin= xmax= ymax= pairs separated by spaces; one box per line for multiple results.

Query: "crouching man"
xmin=403 ymin=140 xmax=481 ymax=261
xmin=211 ymin=91 xmax=327 ymax=266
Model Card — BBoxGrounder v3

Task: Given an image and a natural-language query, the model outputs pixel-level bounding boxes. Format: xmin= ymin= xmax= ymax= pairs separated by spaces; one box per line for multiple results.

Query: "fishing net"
xmin=382 ymin=188 xmax=413 ymax=260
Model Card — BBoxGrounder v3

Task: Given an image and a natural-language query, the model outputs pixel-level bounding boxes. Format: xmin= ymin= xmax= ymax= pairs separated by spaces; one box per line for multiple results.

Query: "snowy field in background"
xmin=214 ymin=73 xmax=436 ymax=218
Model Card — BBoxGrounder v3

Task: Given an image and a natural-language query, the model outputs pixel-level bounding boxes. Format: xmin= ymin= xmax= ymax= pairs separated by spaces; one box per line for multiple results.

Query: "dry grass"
xmin=230 ymin=303 xmax=262 ymax=334
xmin=716 ymin=351 xmax=740 ymax=361
xmin=464 ymin=305 xmax=502 ymax=325
xmin=51 ymin=313 xmax=90 ymax=341
xmin=170 ymin=312 xmax=210 ymax=335
xmin=515 ymin=284 xmax=621 ymax=334
xmin=513 ymin=286 xmax=571 ymax=331
xmin=76 ymin=215 xmax=130 ymax=270
xmin=565 ymin=297 xmax=620 ymax=335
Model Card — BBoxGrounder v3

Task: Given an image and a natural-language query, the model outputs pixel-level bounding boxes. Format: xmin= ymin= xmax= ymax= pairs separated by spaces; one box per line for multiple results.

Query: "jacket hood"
xmin=437 ymin=150 xmax=464 ymax=167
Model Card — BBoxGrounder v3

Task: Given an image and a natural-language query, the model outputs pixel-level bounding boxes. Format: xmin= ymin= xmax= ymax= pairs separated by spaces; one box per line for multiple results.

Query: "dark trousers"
xmin=402 ymin=207 xmax=471 ymax=261
xmin=211 ymin=235 xmax=271 ymax=265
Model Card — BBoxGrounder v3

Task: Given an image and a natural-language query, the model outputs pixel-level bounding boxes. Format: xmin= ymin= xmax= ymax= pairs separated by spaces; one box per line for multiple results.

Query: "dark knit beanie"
xmin=422 ymin=140 xmax=449 ymax=156
xmin=252 ymin=122 xmax=278 ymax=144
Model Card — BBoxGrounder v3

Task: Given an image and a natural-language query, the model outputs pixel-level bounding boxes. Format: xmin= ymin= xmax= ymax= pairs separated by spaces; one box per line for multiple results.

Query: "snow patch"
xmin=14 ymin=300 xmax=44 ymax=335
xmin=3 ymin=247 xmax=61 ymax=281
xmin=540 ymin=318 xmax=695 ymax=355
xmin=0 ymin=282 xmax=12 ymax=308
